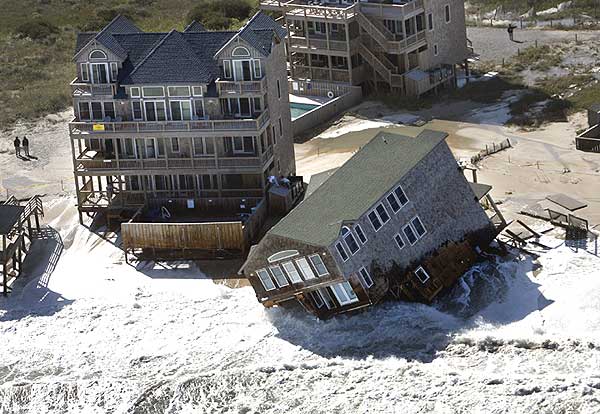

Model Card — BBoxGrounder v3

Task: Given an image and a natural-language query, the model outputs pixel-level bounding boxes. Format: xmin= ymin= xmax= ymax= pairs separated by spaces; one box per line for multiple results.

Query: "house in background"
xmin=69 ymin=12 xmax=297 ymax=224
xmin=262 ymin=0 xmax=472 ymax=97
xmin=576 ymin=104 xmax=600 ymax=153
xmin=241 ymin=130 xmax=504 ymax=319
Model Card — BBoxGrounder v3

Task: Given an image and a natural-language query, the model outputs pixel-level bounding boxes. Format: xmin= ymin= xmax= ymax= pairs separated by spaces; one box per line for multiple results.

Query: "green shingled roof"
xmin=269 ymin=130 xmax=448 ymax=246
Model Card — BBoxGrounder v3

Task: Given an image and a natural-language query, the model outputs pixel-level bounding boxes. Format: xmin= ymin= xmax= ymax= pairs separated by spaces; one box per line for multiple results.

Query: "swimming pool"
xmin=290 ymin=102 xmax=319 ymax=119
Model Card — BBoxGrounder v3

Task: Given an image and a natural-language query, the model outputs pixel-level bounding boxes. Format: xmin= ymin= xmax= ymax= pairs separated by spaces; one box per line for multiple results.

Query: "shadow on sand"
xmin=0 ymin=227 xmax=72 ymax=321
xmin=267 ymin=254 xmax=552 ymax=363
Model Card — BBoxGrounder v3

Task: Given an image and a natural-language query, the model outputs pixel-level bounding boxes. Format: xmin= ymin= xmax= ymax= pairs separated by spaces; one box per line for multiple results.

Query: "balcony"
xmin=357 ymin=0 xmax=424 ymax=19
xmin=293 ymin=65 xmax=351 ymax=83
xmin=75 ymin=148 xmax=274 ymax=173
xmin=70 ymin=79 xmax=117 ymax=97
xmin=289 ymin=36 xmax=353 ymax=53
xmin=69 ymin=110 xmax=270 ymax=137
xmin=216 ymin=77 xmax=267 ymax=96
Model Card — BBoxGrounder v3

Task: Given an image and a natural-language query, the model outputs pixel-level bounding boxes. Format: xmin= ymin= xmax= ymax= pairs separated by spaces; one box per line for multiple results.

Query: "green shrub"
xmin=14 ymin=19 xmax=59 ymax=41
xmin=187 ymin=0 xmax=255 ymax=30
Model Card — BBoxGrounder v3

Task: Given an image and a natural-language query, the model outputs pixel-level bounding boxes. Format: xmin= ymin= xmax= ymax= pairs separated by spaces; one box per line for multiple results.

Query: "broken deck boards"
xmin=546 ymin=194 xmax=588 ymax=212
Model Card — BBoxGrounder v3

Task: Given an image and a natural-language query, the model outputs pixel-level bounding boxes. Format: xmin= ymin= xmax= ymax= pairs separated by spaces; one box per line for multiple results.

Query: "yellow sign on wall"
xmin=93 ymin=124 xmax=105 ymax=131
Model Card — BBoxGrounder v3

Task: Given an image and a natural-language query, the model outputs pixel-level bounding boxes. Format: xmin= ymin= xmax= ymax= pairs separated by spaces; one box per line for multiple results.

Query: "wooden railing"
xmin=70 ymin=79 xmax=116 ymax=97
xmin=289 ymin=79 xmax=359 ymax=97
xmin=357 ymin=0 xmax=424 ymax=19
xmin=358 ymin=43 xmax=392 ymax=84
xmin=284 ymin=2 xmax=358 ymax=21
xmin=216 ymin=77 xmax=267 ymax=95
xmin=69 ymin=110 xmax=270 ymax=136
xmin=293 ymin=65 xmax=350 ymax=83
xmin=289 ymin=36 xmax=349 ymax=52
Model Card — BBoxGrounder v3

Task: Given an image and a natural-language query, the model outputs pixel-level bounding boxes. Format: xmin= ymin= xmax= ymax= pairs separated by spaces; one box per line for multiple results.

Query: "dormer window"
xmin=232 ymin=46 xmax=250 ymax=57
xmin=89 ymin=50 xmax=107 ymax=60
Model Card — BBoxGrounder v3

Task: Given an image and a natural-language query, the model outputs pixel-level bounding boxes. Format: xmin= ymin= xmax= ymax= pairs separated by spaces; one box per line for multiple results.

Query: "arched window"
xmin=232 ymin=46 xmax=250 ymax=57
xmin=341 ymin=226 xmax=351 ymax=236
xmin=89 ymin=50 xmax=107 ymax=60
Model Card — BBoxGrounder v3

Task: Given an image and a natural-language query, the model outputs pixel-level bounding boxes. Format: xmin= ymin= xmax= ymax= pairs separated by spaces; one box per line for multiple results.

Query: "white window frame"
xmin=281 ymin=261 xmax=303 ymax=283
xmin=110 ymin=62 xmax=118 ymax=81
xmin=90 ymin=62 xmax=109 ymax=84
xmin=415 ymin=266 xmax=431 ymax=284
xmin=411 ymin=216 xmax=427 ymax=238
xmin=171 ymin=137 xmax=180 ymax=153
xmin=309 ymin=290 xmax=325 ymax=308
xmin=231 ymin=136 xmax=255 ymax=154
xmin=295 ymin=257 xmax=316 ymax=280
xmin=253 ymin=59 xmax=262 ymax=79
xmin=223 ymin=60 xmax=232 ymax=78
xmin=331 ymin=282 xmax=359 ymax=306
xmin=341 ymin=227 xmax=360 ymax=255
xmin=319 ymin=288 xmax=336 ymax=309
xmin=130 ymin=87 xmax=141 ymax=98
xmin=335 ymin=242 xmax=349 ymax=262
xmin=89 ymin=49 xmax=107 ymax=60
xmin=387 ymin=185 xmax=408 ymax=214
xmin=393 ymin=185 xmax=409 ymax=207
xmin=193 ymin=137 xmax=213 ymax=156
xmin=78 ymin=101 xmax=91 ymax=121
xmin=192 ymin=86 xmax=203 ymax=97
xmin=445 ymin=4 xmax=451 ymax=23
xmin=358 ymin=267 xmax=374 ymax=289
xmin=402 ymin=223 xmax=419 ymax=246
xmin=308 ymin=254 xmax=329 ymax=277
xmin=394 ymin=233 xmax=406 ymax=250
xmin=131 ymin=101 xmax=143 ymax=120
xmin=169 ymin=99 xmax=193 ymax=121
xmin=168 ymin=86 xmax=191 ymax=97
xmin=232 ymin=46 xmax=251 ymax=57
xmin=80 ymin=63 xmax=89 ymax=81
xmin=368 ymin=202 xmax=390 ymax=232
xmin=256 ymin=268 xmax=276 ymax=291
xmin=354 ymin=223 xmax=367 ymax=244
xmin=193 ymin=99 xmax=205 ymax=119
xmin=269 ymin=265 xmax=289 ymax=288
xmin=143 ymin=100 xmax=167 ymax=122
xmin=142 ymin=86 xmax=165 ymax=98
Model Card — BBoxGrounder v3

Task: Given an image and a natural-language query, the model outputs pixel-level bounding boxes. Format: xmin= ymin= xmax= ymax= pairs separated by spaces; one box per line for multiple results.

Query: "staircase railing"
xmin=356 ymin=12 xmax=393 ymax=51
xmin=358 ymin=43 xmax=392 ymax=85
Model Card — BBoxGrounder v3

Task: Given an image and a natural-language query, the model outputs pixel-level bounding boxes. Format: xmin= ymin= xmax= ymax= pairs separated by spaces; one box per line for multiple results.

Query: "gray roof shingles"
xmin=268 ymin=130 xmax=448 ymax=246
xmin=0 ymin=205 xmax=24 ymax=236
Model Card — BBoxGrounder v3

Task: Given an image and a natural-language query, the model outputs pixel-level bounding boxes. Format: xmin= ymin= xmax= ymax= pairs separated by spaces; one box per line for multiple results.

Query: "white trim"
xmin=130 ymin=87 xmax=141 ymax=98
xmin=295 ymin=257 xmax=316 ymax=279
xmin=253 ymin=59 xmax=262 ymax=78
xmin=142 ymin=86 xmax=165 ymax=98
xmin=354 ymin=223 xmax=367 ymax=244
xmin=223 ymin=60 xmax=232 ymax=78
xmin=192 ymin=86 xmax=204 ymax=97
xmin=308 ymin=254 xmax=329 ymax=277
xmin=411 ymin=216 xmax=427 ymax=238
xmin=89 ymin=62 xmax=109 ymax=84
xmin=143 ymin=100 xmax=167 ymax=121
xmin=335 ymin=242 xmax=349 ymax=262
xmin=268 ymin=250 xmax=300 ymax=263
xmin=80 ymin=63 xmax=89 ymax=81
xmin=168 ymin=86 xmax=191 ymax=97
xmin=358 ymin=267 xmax=374 ymax=288
xmin=402 ymin=223 xmax=419 ymax=246
xmin=341 ymin=226 xmax=360 ymax=255
xmin=170 ymin=137 xmax=180 ymax=153
xmin=131 ymin=101 xmax=143 ymax=120
xmin=109 ymin=62 xmax=118 ymax=81
xmin=269 ymin=265 xmax=289 ymax=287
xmin=415 ymin=266 xmax=431 ymax=284
xmin=169 ymin=99 xmax=193 ymax=121
xmin=394 ymin=233 xmax=406 ymax=250
xmin=232 ymin=46 xmax=251 ymax=57
xmin=256 ymin=268 xmax=276 ymax=291
xmin=309 ymin=290 xmax=325 ymax=308
xmin=89 ymin=49 xmax=107 ymax=60
xmin=331 ymin=282 xmax=359 ymax=306
xmin=281 ymin=261 xmax=302 ymax=283
xmin=368 ymin=202 xmax=391 ymax=231
xmin=193 ymin=99 xmax=205 ymax=119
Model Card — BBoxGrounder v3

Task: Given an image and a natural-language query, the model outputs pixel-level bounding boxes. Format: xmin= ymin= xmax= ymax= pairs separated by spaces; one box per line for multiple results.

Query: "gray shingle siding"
xmin=329 ymin=141 xmax=492 ymax=275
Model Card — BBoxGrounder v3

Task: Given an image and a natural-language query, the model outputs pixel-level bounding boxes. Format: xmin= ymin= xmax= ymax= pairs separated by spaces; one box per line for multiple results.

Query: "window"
xmin=103 ymin=102 xmax=115 ymax=119
xmin=91 ymin=102 xmax=103 ymax=120
xmin=403 ymin=224 xmax=418 ymax=245
xmin=309 ymin=291 xmax=325 ymax=308
xmin=368 ymin=211 xmax=382 ymax=232
xmin=232 ymin=46 xmax=250 ymax=57
xmin=394 ymin=186 xmax=409 ymax=206
xmin=231 ymin=136 xmax=255 ymax=154
xmin=130 ymin=87 xmax=141 ymax=98
xmin=335 ymin=242 xmax=349 ymax=262
xmin=253 ymin=60 xmax=262 ymax=78
xmin=415 ymin=267 xmax=430 ymax=284
xmin=142 ymin=86 xmax=165 ymax=97
xmin=320 ymin=288 xmax=336 ymax=309
xmin=445 ymin=4 xmax=451 ymax=23
xmin=223 ymin=60 xmax=232 ymax=78
xmin=193 ymin=137 xmax=214 ymax=156
xmin=110 ymin=62 xmax=118 ymax=81
xmin=375 ymin=204 xmax=390 ymax=223
xmin=144 ymin=101 xmax=167 ymax=121
xmin=78 ymin=102 xmax=91 ymax=120
xmin=170 ymin=100 xmax=192 ymax=121
xmin=394 ymin=234 xmax=405 ymax=250
xmin=411 ymin=216 xmax=427 ymax=238
xmin=168 ymin=86 xmax=191 ymax=97
xmin=281 ymin=261 xmax=302 ymax=283
xmin=295 ymin=257 xmax=316 ymax=279
xmin=194 ymin=100 xmax=205 ymax=118
xmin=331 ymin=282 xmax=359 ymax=306
xmin=269 ymin=265 xmax=289 ymax=287
xmin=277 ymin=79 xmax=281 ymax=99
xmin=354 ymin=224 xmax=367 ymax=244
xmin=341 ymin=227 xmax=360 ymax=255
xmin=90 ymin=63 xmax=109 ymax=84
xmin=80 ymin=63 xmax=89 ymax=81
xmin=308 ymin=254 xmax=329 ymax=277
xmin=359 ymin=267 xmax=374 ymax=289
xmin=256 ymin=268 xmax=276 ymax=291
xmin=278 ymin=118 xmax=283 ymax=136
xmin=416 ymin=14 xmax=425 ymax=32
xmin=386 ymin=193 xmax=401 ymax=213
xmin=434 ymin=44 xmax=439 ymax=56
xmin=428 ymin=13 xmax=434 ymax=31
xmin=132 ymin=101 xmax=143 ymax=120
xmin=192 ymin=86 xmax=203 ymax=97
xmin=89 ymin=50 xmax=107 ymax=59
xmin=171 ymin=137 xmax=180 ymax=152
xmin=330 ymin=23 xmax=339 ymax=33
xmin=253 ymin=97 xmax=262 ymax=113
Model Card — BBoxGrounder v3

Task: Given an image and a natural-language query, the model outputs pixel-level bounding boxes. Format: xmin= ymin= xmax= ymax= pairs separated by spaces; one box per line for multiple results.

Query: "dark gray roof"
xmin=0 ymin=205 xmax=24 ymax=236
xmin=184 ymin=21 xmax=206 ymax=32
xmin=75 ymin=15 xmax=142 ymax=59
xmin=269 ymin=130 xmax=448 ymax=246
xmin=589 ymin=103 xmax=600 ymax=113
xmin=236 ymin=11 xmax=286 ymax=56
xmin=469 ymin=182 xmax=492 ymax=201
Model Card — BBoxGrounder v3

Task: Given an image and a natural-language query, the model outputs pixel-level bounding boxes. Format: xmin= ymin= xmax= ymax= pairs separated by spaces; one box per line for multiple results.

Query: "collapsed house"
xmin=240 ymin=130 xmax=505 ymax=319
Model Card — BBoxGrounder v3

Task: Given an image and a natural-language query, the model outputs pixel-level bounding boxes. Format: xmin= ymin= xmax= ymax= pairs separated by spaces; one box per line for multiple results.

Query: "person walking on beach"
xmin=13 ymin=137 xmax=21 ymax=158
xmin=22 ymin=136 xmax=30 ymax=157
xmin=507 ymin=23 xmax=516 ymax=41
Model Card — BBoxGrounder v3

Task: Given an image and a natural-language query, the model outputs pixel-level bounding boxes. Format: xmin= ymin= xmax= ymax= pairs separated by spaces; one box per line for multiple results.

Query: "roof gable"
xmin=74 ymin=15 xmax=142 ymax=60
xmin=268 ymin=130 xmax=449 ymax=246
xmin=184 ymin=21 xmax=206 ymax=32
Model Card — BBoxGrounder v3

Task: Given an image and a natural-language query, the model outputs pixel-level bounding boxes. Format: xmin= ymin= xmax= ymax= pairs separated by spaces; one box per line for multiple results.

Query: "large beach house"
xmin=261 ymin=0 xmax=472 ymax=96
xmin=69 ymin=13 xmax=295 ymax=224
xmin=241 ymin=130 xmax=506 ymax=319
